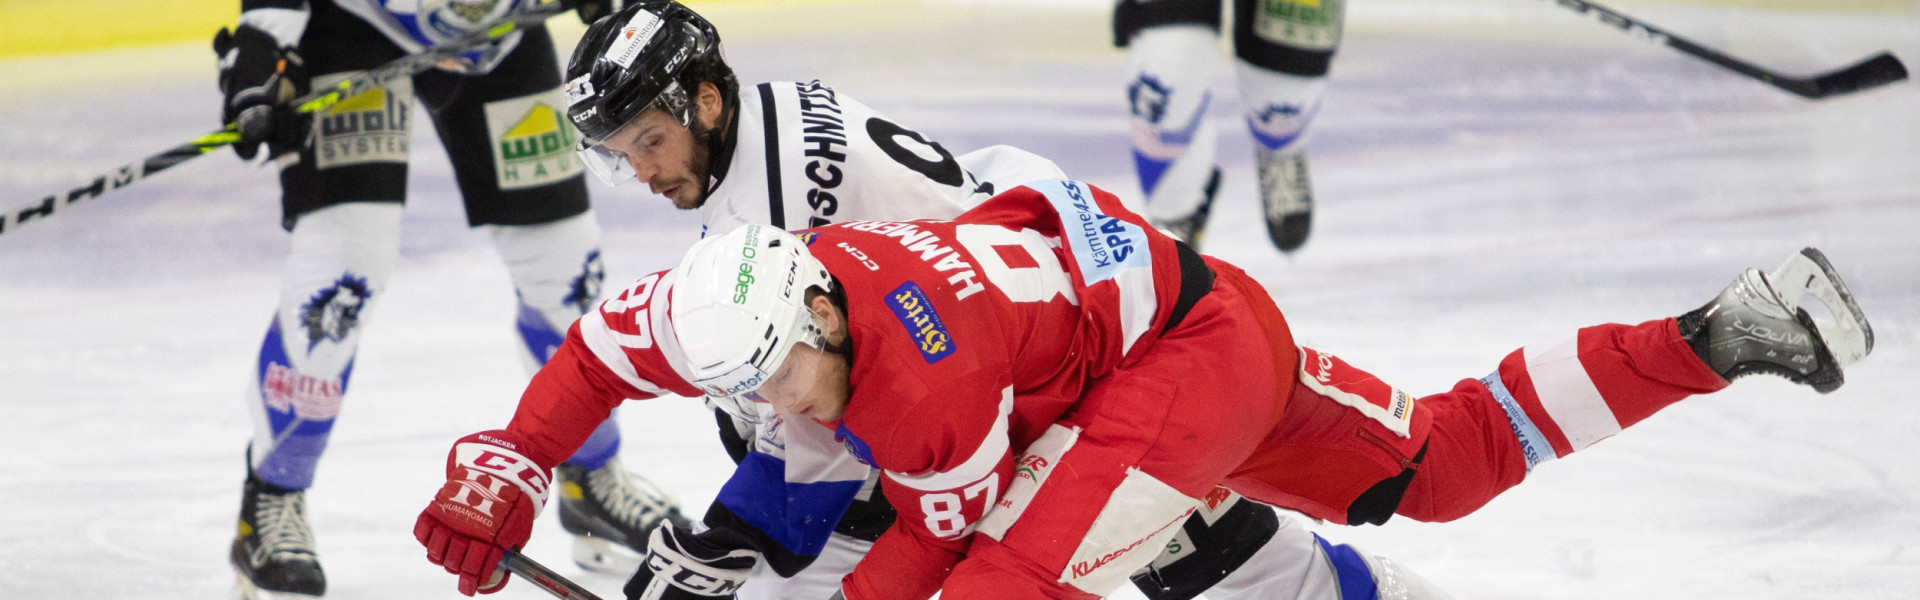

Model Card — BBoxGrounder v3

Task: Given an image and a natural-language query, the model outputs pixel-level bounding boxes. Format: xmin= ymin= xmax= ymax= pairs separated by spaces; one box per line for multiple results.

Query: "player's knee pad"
xmin=1233 ymin=0 xmax=1345 ymax=77
xmin=251 ymin=201 xmax=404 ymax=489
xmin=1235 ymin=65 xmax=1326 ymax=153
xmin=1128 ymin=26 xmax=1222 ymax=205
xmin=485 ymin=210 xmax=604 ymax=368
xmin=1114 ymin=0 xmax=1222 ymax=48
xmin=1129 ymin=489 xmax=1281 ymax=600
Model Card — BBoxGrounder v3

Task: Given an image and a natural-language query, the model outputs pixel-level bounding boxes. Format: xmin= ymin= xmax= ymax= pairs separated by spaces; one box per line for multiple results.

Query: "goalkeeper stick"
xmin=503 ymin=550 xmax=608 ymax=600
xmin=1543 ymin=0 xmax=1907 ymax=99
xmin=0 ymin=0 xmax=582 ymax=238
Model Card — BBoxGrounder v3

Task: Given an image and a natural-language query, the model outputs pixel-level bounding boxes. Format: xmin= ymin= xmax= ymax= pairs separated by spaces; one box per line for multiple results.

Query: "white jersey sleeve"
xmin=700 ymin=80 xmax=1066 ymax=235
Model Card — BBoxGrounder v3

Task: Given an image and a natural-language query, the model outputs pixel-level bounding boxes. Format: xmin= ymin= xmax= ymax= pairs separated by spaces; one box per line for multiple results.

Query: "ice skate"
xmin=1679 ymin=247 xmax=1873 ymax=393
xmin=231 ymin=471 xmax=325 ymax=600
xmin=1150 ymin=167 xmax=1222 ymax=247
xmin=557 ymin=457 xmax=693 ymax=573
xmin=1256 ymin=146 xmax=1314 ymax=253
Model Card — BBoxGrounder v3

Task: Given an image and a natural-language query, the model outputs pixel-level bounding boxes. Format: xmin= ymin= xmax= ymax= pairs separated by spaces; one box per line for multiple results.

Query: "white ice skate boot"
xmin=1256 ymin=146 xmax=1314 ymax=253
xmin=556 ymin=457 xmax=692 ymax=573
xmin=231 ymin=471 xmax=324 ymax=599
xmin=1678 ymin=247 xmax=1873 ymax=393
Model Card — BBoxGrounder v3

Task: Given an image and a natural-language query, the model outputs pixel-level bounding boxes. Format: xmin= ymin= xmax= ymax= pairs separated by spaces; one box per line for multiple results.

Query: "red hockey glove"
xmin=415 ymin=430 xmax=553 ymax=596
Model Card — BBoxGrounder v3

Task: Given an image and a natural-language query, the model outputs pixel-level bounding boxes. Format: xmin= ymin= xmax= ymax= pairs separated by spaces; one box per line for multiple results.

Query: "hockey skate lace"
xmin=252 ymin=491 xmax=318 ymax=564
xmin=587 ymin=463 xmax=674 ymax=532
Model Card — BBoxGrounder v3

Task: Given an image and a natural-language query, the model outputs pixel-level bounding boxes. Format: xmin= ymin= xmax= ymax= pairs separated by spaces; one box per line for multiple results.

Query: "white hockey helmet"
xmin=669 ymin=224 xmax=834 ymax=416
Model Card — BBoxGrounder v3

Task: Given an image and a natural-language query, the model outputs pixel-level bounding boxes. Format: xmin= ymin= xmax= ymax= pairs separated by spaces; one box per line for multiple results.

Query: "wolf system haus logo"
xmin=486 ymin=90 xmax=585 ymax=190
xmin=314 ymin=76 xmax=411 ymax=170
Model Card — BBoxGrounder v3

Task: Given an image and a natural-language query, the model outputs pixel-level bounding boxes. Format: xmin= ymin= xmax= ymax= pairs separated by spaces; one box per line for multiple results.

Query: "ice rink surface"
xmin=2 ymin=0 xmax=1916 ymax=598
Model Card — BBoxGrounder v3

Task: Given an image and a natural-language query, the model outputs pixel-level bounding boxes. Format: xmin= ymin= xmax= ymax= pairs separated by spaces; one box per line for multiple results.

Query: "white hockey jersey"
xmin=699 ymin=80 xmax=1067 ymax=236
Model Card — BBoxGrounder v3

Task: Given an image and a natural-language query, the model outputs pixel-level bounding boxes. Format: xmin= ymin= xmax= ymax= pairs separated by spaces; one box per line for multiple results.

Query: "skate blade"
xmin=1769 ymin=247 xmax=1874 ymax=366
xmin=571 ymin=535 xmax=643 ymax=574
xmin=231 ymin=573 xmax=320 ymax=600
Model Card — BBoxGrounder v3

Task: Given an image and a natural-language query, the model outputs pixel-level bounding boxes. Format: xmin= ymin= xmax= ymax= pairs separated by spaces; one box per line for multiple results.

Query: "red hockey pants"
xmin=934 ymin=260 xmax=1730 ymax=599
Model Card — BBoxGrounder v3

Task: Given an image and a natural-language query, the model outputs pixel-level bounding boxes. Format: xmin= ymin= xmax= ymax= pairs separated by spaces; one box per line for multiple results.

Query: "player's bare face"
xmin=603 ymin=110 xmax=712 ymax=210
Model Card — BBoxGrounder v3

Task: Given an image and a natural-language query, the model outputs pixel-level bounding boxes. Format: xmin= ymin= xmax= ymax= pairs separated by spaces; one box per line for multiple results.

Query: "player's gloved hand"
xmin=414 ymin=430 xmax=554 ymax=596
xmin=576 ymin=0 xmax=624 ymax=25
xmin=212 ymin=24 xmax=311 ymax=160
xmin=623 ymin=524 xmax=757 ymax=600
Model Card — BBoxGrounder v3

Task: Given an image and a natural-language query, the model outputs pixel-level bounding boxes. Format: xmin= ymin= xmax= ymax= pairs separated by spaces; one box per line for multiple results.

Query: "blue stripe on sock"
xmin=1314 ymin=533 xmax=1379 ymax=600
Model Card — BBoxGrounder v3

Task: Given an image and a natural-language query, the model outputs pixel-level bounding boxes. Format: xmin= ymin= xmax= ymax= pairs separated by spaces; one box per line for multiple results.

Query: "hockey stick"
xmin=0 ymin=0 xmax=582 ymax=239
xmin=1543 ymin=0 xmax=1908 ymax=99
xmin=503 ymin=550 xmax=608 ymax=600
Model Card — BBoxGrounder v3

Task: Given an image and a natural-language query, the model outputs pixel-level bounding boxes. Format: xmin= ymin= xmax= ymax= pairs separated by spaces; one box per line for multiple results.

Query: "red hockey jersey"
xmin=501 ymin=180 xmax=1209 ymax=596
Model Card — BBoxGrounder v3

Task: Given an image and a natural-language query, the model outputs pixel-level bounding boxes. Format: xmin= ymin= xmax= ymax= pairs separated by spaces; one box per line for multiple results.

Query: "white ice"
xmin=1 ymin=1 xmax=1916 ymax=598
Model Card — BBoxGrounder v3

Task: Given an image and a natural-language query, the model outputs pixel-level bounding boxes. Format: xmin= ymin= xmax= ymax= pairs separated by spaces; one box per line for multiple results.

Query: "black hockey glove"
xmin=624 ymin=524 xmax=756 ymax=600
xmin=576 ymin=0 xmax=624 ymax=25
xmin=213 ymin=24 xmax=311 ymax=160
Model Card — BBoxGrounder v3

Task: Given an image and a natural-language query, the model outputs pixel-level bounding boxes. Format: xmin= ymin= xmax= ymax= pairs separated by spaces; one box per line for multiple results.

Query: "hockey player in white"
xmin=1115 ymin=0 xmax=1340 ymax=252
xmin=212 ymin=1 xmax=686 ymax=597
xmin=554 ymin=3 xmax=1445 ymax=600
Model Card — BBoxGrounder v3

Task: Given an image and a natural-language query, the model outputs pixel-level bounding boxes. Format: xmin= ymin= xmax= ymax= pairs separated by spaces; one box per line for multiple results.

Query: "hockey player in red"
xmin=413 ymin=176 xmax=1871 ymax=598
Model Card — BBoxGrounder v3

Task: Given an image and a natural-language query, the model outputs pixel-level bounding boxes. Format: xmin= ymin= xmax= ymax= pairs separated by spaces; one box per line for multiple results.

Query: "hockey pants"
xmin=926 ymin=258 xmax=1730 ymax=598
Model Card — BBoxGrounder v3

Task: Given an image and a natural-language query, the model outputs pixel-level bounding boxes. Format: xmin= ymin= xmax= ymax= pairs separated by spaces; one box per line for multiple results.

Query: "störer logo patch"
xmin=886 ymin=281 xmax=955 ymax=363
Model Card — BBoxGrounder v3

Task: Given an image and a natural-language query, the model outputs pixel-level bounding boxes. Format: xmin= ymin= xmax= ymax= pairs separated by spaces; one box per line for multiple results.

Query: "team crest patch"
xmin=301 ymin=273 xmax=372 ymax=351
xmin=563 ymin=249 xmax=606 ymax=314
xmin=886 ymin=282 xmax=955 ymax=363
xmin=795 ymin=232 xmax=818 ymax=246
xmin=1127 ymin=74 xmax=1171 ymax=125
xmin=484 ymin=88 xmax=584 ymax=190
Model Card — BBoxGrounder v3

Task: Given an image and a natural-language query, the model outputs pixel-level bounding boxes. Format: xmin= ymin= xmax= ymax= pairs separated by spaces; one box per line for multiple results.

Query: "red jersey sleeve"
xmin=504 ymin=270 xmax=705 ymax=468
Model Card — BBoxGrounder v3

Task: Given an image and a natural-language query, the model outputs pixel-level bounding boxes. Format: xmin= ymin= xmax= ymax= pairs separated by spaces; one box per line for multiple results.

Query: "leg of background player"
xmin=1233 ymin=0 xmax=1344 ymax=253
xmin=1115 ymin=0 xmax=1226 ymax=246
xmin=238 ymin=201 xmax=404 ymax=599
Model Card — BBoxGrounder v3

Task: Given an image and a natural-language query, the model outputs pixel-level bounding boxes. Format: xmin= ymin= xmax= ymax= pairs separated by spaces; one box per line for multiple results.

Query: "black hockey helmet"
xmin=564 ymin=1 xmax=723 ymax=145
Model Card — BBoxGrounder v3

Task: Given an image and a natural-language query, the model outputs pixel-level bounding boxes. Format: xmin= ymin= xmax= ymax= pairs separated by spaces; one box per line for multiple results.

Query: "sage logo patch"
xmin=886 ymin=282 xmax=955 ymax=363
xmin=484 ymin=88 xmax=584 ymax=190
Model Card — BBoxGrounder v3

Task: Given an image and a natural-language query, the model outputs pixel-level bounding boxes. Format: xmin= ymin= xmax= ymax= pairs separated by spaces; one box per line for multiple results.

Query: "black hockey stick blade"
xmin=502 ymin=550 xmax=606 ymax=600
xmin=1799 ymin=52 xmax=1908 ymax=99
xmin=1545 ymin=0 xmax=1910 ymax=100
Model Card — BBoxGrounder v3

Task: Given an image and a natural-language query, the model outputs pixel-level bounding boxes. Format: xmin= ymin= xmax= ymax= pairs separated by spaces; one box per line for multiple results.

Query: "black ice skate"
xmin=1679 ymin=248 xmax=1873 ymax=393
xmin=1256 ymin=146 xmax=1314 ymax=253
xmin=231 ymin=471 xmax=325 ymax=600
xmin=1151 ymin=167 xmax=1222 ymax=248
xmin=557 ymin=457 xmax=692 ymax=573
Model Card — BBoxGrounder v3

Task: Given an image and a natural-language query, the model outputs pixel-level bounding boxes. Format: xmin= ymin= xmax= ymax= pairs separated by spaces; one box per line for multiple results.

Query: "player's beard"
xmin=671 ymin=118 xmax=717 ymax=210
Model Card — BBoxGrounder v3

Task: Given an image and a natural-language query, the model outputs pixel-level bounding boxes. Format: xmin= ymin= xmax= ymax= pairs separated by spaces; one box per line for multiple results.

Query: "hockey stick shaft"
xmin=1542 ymin=0 xmax=1908 ymax=99
xmin=1 ymin=127 xmax=239 ymax=236
xmin=0 ymin=0 xmax=582 ymax=239
xmin=503 ymin=550 xmax=607 ymax=600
